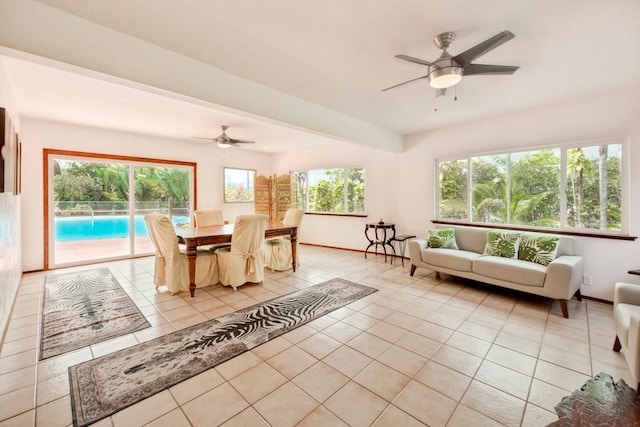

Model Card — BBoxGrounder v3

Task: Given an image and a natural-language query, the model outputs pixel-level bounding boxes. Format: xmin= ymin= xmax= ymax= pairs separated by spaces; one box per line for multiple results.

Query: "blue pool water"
xmin=55 ymin=215 xmax=190 ymax=242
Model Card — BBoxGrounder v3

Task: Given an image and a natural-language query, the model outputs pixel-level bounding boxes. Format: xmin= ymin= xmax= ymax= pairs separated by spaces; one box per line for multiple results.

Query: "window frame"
xmin=295 ymin=167 xmax=366 ymax=215
xmin=223 ymin=167 xmax=256 ymax=203
xmin=435 ymin=138 xmax=629 ymax=237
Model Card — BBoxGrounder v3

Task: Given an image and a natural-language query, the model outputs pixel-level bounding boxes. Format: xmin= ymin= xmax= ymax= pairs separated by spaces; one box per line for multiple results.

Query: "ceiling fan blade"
xmin=463 ymin=64 xmax=519 ymax=76
xmin=395 ymin=54 xmax=433 ymax=67
xmin=192 ymin=136 xmax=218 ymax=141
xmin=453 ymin=30 xmax=515 ymax=67
xmin=229 ymin=138 xmax=255 ymax=144
xmin=381 ymin=74 xmax=429 ymax=92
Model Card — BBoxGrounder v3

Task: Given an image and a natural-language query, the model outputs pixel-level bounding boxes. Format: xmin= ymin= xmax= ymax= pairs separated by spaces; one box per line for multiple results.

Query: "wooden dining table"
xmin=176 ymin=222 xmax=298 ymax=297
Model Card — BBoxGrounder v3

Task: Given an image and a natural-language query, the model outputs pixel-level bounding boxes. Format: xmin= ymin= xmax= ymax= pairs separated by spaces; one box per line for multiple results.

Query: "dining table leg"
xmin=291 ymin=227 xmax=298 ymax=272
xmin=186 ymin=239 xmax=197 ymax=297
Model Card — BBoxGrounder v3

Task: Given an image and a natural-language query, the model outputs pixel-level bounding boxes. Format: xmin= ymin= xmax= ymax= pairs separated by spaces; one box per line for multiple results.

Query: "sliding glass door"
xmin=47 ymin=151 xmax=195 ymax=268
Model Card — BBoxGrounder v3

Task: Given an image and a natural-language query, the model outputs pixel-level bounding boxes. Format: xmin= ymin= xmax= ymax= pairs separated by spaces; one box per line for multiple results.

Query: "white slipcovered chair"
xmin=215 ymin=214 xmax=267 ymax=290
xmin=194 ymin=209 xmax=229 ymax=251
xmin=194 ymin=209 xmax=225 ymax=227
xmin=144 ymin=214 xmax=219 ymax=294
xmin=613 ymin=282 xmax=640 ymax=390
xmin=262 ymin=208 xmax=305 ymax=271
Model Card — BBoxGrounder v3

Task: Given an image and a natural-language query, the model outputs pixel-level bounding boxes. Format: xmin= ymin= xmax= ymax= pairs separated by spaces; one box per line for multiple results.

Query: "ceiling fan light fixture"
xmin=428 ymin=66 xmax=463 ymax=89
xmin=217 ymin=141 xmax=232 ymax=149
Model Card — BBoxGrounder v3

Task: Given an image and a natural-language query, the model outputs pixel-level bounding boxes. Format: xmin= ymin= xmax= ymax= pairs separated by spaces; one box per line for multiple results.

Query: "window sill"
xmin=432 ymin=220 xmax=637 ymax=241
xmin=305 ymin=212 xmax=368 ymax=218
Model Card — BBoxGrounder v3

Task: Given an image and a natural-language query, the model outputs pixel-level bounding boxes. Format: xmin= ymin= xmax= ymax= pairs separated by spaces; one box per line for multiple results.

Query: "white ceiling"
xmin=6 ymin=0 xmax=640 ymax=152
xmin=3 ymin=57 xmax=341 ymax=153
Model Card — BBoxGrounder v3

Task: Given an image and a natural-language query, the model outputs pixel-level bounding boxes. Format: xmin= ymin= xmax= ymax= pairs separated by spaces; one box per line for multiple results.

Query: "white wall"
xmin=18 ymin=88 xmax=640 ymax=303
xmin=400 ymin=88 xmax=640 ymax=301
xmin=272 ymin=142 xmax=401 ymax=250
xmin=0 ymin=56 xmax=21 ymax=337
xmin=20 ymin=118 xmax=273 ymax=271
xmin=278 ymin=88 xmax=640 ymax=301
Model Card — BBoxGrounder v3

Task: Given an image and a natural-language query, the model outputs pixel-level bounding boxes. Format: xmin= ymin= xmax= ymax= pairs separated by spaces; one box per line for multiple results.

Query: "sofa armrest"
xmin=408 ymin=239 xmax=427 ymax=264
xmin=628 ymin=313 xmax=640 ymax=380
xmin=543 ymin=255 xmax=584 ymax=298
xmin=615 ymin=282 xmax=640 ymax=306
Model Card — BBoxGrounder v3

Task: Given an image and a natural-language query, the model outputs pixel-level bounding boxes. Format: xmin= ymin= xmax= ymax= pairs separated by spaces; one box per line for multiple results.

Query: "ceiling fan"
xmin=383 ymin=30 xmax=519 ymax=96
xmin=193 ymin=125 xmax=256 ymax=149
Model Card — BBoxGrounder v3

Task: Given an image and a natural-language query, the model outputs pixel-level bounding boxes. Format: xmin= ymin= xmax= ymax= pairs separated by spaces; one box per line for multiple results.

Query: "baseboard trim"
xmin=299 ymin=242 xmax=409 ymax=260
xmin=300 ymin=242 xmax=363 ymax=253
xmin=582 ymin=295 xmax=613 ymax=305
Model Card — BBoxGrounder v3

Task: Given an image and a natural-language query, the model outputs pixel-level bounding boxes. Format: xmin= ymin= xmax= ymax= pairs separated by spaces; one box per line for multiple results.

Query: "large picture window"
xmin=295 ymin=167 xmax=365 ymax=214
xmin=224 ymin=167 xmax=255 ymax=203
xmin=437 ymin=142 xmax=624 ymax=233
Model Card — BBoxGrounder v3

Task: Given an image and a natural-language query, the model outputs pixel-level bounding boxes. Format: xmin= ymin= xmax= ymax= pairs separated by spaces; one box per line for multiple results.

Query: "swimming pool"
xmin=55 ymin=215 xmax=190 ymax=241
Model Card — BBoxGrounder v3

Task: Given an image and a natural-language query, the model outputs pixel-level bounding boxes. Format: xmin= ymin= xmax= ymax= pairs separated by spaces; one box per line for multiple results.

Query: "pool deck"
xmin=54 ymin=236 xmax=155 ymax=266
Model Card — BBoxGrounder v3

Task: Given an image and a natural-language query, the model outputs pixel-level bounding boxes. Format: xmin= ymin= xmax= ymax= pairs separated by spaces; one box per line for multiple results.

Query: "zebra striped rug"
xmin=68 ymin=278 xmax=377 ymax=427
xmin=40 ymin=268 xmax=150 ymax=360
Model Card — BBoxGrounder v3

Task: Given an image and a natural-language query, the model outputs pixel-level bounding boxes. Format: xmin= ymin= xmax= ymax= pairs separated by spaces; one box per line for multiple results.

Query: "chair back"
xmin=144 ymin=214 xmax=179 ymax=257
xmin=194 ymin=209 xmax=225 ymax=227
xmin=283 ymin=208 xmax=305 ymax=228
xmin=231 ymin=214 xmax=267 ymax=272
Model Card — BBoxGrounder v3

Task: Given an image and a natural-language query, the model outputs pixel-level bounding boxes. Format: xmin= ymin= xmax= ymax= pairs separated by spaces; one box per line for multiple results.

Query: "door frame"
xmin=43 ymin=149 xmax=198 ymax=269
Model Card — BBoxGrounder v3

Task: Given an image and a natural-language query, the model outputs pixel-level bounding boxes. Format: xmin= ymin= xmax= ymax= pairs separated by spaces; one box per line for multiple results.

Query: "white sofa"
xmin=613 ymin=282 xmax=640 ymax=390
xmin=408 ymin=225 xmax=584 ymax=318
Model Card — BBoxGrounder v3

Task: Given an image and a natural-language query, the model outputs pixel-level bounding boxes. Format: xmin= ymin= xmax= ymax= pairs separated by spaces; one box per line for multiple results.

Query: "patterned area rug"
xmin=40 ymin=268 xmax=150 ymax=360
xmin=69 ymin=278 xmax=377 ymax=427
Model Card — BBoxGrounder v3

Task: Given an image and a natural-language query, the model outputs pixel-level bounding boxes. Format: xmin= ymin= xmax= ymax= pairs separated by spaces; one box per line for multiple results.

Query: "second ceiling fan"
xmin=383 ymin=30 xmax=519 ymax=96
xmin=193 ymin=125 xmax=256 ymax=149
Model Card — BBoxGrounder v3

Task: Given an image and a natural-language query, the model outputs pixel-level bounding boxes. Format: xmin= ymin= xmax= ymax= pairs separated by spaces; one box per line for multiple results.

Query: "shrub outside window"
xmin=295 ymin=167 xmax=365 ymax=214
xmin=224 ymin=167 xmax=255 ymax=203
xmin=437 ymin=142 xmax=623 ymax=232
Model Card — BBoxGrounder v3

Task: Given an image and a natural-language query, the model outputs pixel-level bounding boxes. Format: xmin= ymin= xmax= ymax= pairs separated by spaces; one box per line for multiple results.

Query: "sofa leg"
xmin=410 ymin=265 xmax=417 ymax=276
xmin=435 ymin=272 xmax=441 ymax=280
xmin=559 ymin=299 xmax=569 ymax=318
xmin=574 ymin=289 xmax=582 ymax=301
xmin=613 ymin=335 xmax=621 ymax=352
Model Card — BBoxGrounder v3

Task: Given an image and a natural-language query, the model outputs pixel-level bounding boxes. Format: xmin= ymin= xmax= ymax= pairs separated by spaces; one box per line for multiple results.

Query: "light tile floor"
xmin=0 ymin=245 xmax=634 ymax=426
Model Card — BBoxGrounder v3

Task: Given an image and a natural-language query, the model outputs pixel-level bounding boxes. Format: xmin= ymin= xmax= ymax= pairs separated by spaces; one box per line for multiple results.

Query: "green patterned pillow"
xmin=518 ymin=234 xmax=560 ymax=266
xmin=427 ymin=228 xmax=458 ymax=249
xmin=483 ymin=230 xmax=521 ymax=259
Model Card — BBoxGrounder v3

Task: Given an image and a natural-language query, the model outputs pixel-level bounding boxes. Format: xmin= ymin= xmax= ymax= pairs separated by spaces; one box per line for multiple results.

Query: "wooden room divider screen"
xmin=254 ymin=173 xmax=298 ymax=223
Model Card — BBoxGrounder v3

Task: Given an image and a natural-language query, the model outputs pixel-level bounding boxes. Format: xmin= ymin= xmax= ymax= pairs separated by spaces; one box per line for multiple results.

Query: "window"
xmin=295 ymin=167 xmax=365 ymax=214
xmin=437 ymin=141 xmax=624 ymax=233
xmin=566 ymin=144 xmax=622 ymax=230
xmin=224 ymin=167 xmax=255 ymax=203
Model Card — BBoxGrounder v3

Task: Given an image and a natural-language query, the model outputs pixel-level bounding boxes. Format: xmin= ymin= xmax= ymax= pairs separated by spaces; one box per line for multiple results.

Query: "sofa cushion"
xmin=518 ymin=234 xmax=559 ymax=266
xmin=473 ymin=256 xmax=547 ymax=287
xmin=422 ymin=248 xmax=481 ymax=272
xmin=483 ymin=230 xmax=521 ymax=259
xmin=427 ymin=228 xmax=458 ymax=249
xmin=446 ymin=226 xmax=488 ymax=253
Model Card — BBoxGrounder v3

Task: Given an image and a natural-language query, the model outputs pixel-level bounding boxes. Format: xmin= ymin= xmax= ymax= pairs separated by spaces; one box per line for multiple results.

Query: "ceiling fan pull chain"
xmin=454 ymin=86 xmax=458 ymax=101
xmin=433 ymin=92 xmax=438 ymax=112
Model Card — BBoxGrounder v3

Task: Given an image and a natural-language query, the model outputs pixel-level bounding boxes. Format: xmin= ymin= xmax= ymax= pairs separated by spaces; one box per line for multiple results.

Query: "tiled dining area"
xmin=0 ymin=245 xmax=634 ymax=426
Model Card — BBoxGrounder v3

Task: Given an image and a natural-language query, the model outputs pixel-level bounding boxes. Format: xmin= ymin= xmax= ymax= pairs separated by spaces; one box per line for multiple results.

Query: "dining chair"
xmin=214 ymin=214 xmax=267 ymax=290
xmin=262 ymin=208 xmax=304 ymax=271
xmin=194 ymin=209 xmax=229 ymax=251
xmin=144 ymin=214 xmax=219 ymax=294
xmin=194 ymin=209 xmax=225 ymax=227
xmin=613 ymin=282 xmax=640 ymax=390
